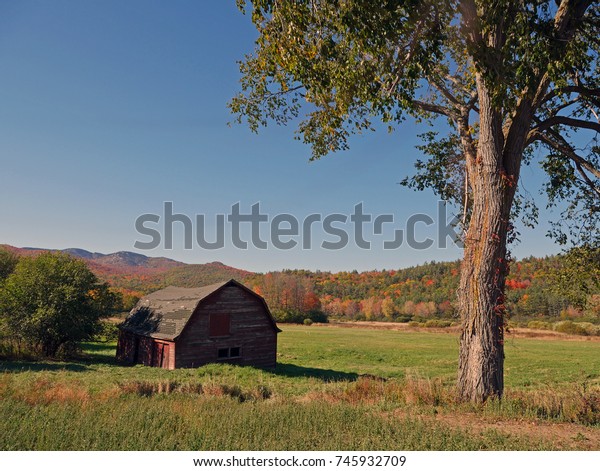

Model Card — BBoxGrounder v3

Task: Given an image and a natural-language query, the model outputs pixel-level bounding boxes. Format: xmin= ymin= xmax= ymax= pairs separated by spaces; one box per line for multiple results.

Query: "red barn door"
xmin=151 ymin=341 xmax=170 ymax=368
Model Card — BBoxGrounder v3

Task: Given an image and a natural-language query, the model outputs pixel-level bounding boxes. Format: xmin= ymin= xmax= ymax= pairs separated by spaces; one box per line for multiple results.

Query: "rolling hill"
xmin=0 ymin=245 xmax=252 ymax=296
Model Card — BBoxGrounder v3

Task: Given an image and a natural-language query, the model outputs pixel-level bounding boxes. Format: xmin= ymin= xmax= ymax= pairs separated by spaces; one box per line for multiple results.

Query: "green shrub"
xmin=273 ymin=309 xmax=328 ymax=324
xmin=554 ymin=321 xmax=588 ymax=336
xmin=424 ymin=319 xmax=452 ymax=328
xmin=272 ymin=309 xmax=303 ymax=324
xmin=576 ymin=322 xmax=600 ymax=336
xmin=307 ymin=310 xmax=328 ymax=323
xmin=527 ymin=320 xmax=552 ymax=331
xmin=0 ymin=252 xmax=118 ymax=357
xmin=303 ymin=318 xmax=313 ymax=326
xmin=94 ymin=321 xmax=120 ymax=343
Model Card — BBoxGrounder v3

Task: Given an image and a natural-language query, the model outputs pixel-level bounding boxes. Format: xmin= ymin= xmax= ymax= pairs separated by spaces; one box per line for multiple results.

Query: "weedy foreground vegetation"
xmin=1 ymin=325 xmax=598 ymax=450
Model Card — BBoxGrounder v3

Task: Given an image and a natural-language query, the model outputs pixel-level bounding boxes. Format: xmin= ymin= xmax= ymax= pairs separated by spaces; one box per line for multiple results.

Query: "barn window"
xmin=209 ymin=313 xmax=230 ymax=337
xmin=217 ymin=348 xmax=229 ymax=359
xmin=217 ymin=347 xmax=241 ymax=359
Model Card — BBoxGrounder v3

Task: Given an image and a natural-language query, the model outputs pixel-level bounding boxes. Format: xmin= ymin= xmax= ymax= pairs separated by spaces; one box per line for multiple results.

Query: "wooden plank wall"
xmin=176 ymin=285 xmax=277 ymax=368
xmin=115 ymin=331 xmax=135 ymax=363
xmin=116 ymin=332 xmax=176 ymax=370
xmin=152 ymin=340 xmax=176 ymax=369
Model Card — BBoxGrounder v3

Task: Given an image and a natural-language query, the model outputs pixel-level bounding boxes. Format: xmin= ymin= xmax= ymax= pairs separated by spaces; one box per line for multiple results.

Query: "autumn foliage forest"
xmin=2 ymin=245 xmax=598 ymax=331
xmin=245 ymin=257 xmax=600 ymax=330
xmin=110 ymin=258 xmax=599 ymax=331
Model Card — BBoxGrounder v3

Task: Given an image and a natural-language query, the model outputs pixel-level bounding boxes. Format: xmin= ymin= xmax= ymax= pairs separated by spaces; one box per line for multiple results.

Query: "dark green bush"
xmin=527 ymin=320 xmax=552 ymax=330
xmin=93 ymin=321 xmax=120 ymax=343
xmin=554 ymin=321 xmax=588 ymax=336
xmin=424 ymin=319 xmax=452 ymax=328
xmin=273 ymin=309 xmax=328 ymax=324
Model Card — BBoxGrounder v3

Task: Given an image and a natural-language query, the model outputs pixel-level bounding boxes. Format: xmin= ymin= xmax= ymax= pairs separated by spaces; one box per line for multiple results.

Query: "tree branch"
xmin=430 ymin=76 xmax=464 ymax=108
xmin=540 ymin=85 xmax=600 ymax=106
xmin=554 ymin=0 xmax=595 ymax=36
xmin=574 ymin=160 xmax=600 ymax=198
xmin=545 ymin=97 xmax=582 ymax=115
xmin=513 ymin=1 xmax=594 ymax=152
xmin=533 ymin=115 xmax=600 ymax=134
xmin=459 ymin=0 xmax=483 ymax=45
xmin=528 ymin=129 xmax=600 ymax=183
xmin=412 ymin=99 xmax=457 ymax=119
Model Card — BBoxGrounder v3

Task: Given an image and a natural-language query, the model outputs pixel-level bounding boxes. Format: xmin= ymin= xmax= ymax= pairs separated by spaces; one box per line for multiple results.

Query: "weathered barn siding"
xmin=116 ymin=279 xmax=279 ymax=369
xmin=175 ymin=286 xmax=277 ymax=368
xmin=116 ymin=332 xmax=176 ymax=369
xmin=116 ymin=331 xmax=136 ymax=363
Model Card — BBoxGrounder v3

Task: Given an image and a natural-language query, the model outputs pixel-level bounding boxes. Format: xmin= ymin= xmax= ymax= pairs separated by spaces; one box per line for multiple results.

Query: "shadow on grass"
xmin=0 ymin=360 xmax=90 ymax=373
xmin=270 ymin=362 xmax=358 ymax=382
xmin=78 ymin=342 xmax=117 ymax=365
xmin=0 ymin=342 xmax=118 ymax=373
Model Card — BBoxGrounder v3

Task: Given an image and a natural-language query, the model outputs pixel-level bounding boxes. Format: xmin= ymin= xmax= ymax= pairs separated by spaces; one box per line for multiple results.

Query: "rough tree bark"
xmin=457 ymin=78 xmax=520 ymax=402
xmin=457 ymin=171 xmax=513 ymax=401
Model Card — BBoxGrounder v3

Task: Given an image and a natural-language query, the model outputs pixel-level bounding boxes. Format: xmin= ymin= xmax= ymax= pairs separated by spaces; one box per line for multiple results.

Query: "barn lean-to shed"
xmin=116 ymin=279 xmax=280 ymax=369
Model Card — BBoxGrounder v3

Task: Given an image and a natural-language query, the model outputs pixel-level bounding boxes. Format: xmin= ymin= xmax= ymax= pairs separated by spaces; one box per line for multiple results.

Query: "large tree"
xmin=0 ymin=252 xmax=118 ymax=357
xmin=229 ymin=0 xmax=600 ymax=401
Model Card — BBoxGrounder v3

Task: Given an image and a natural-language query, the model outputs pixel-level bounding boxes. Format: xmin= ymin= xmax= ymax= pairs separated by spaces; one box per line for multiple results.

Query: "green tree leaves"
xmin=0 ymin=252 xmax=118 ymax=357
xmin=230 ymin=1 xmax=600 ymax=245
xmin=0 ymin=248 xmax=18 ymax=283
xmin=550 ymin=245 xmax=600 ymax=310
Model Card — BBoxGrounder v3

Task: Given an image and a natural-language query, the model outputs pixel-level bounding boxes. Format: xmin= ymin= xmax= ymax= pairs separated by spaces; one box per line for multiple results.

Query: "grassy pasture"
xmin=0 ymin=325 xmax=598 ymax=450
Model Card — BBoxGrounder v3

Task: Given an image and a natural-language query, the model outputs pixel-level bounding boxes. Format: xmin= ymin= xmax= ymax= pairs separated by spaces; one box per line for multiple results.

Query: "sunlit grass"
xmin=0 ymin=325 xmax=598 ymax=450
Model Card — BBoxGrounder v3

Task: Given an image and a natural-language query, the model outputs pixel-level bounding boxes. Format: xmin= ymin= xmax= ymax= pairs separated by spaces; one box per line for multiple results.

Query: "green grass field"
xmin=1 ymin=325 xmax=599 ymax=450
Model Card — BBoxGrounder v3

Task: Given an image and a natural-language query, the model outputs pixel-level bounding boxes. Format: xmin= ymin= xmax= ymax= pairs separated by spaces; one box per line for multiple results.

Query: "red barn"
xmin=115 ymin=279 xmax=280 ymax=369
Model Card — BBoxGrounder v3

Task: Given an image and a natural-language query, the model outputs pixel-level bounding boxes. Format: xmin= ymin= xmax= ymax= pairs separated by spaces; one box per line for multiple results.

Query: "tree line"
xmin=1 ymin=246 xmax=597 ymax=359
xmin=246 ymin=254 xmax=599 ymax=325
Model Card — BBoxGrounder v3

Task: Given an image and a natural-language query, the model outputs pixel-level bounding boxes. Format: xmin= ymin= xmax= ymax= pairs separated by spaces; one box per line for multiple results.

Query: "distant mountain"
xmin=61 ymin=248 xmax=105 ymax=259
xmin=7 ymin=245 xmax=184 ymax=270
xmin=94 ymin=251 xmax=184 ymax=269
xmin=0 ymin=245 xmax=252 ymax=295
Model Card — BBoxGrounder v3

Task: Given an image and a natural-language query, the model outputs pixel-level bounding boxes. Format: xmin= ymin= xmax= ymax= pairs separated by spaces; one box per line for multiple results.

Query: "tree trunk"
xmin=457 ymin=174 xmax=512 ymax=401
xmin=455 ymin=7 xmax=586 ymax=403
xmin=457 ymin=79 xmax=519 ymax=402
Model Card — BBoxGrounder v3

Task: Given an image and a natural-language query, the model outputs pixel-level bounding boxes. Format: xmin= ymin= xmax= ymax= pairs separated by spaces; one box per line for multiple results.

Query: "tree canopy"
xmin=0 ymin=252 xmax=118 ymax=357
xmin=0 ymin=248 xmax=18 ymax=283
xmin=230 ymin=0 xmax=599 ymax=243
xmin=551 ymin=244 xmax=600 ymax=308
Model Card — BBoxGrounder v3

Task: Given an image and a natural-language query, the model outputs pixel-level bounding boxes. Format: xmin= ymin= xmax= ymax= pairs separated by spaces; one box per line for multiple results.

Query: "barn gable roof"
xmin=119 ymin=279 xmax=280 ymax=340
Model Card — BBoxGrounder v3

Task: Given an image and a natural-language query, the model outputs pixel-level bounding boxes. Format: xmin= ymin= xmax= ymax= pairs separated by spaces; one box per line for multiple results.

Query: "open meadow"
xmin=1 ymin=324 xmax=598 ymax=450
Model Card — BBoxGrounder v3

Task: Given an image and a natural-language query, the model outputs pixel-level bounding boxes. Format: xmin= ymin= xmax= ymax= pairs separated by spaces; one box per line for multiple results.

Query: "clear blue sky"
xmin=0 ymin=1 xmax=562 ymax=272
